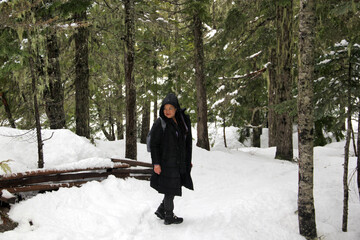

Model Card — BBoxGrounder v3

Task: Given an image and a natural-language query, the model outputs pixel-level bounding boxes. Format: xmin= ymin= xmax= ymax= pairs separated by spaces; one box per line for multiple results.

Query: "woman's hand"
xmin=154 ymin=164 xmax=161 ymax=175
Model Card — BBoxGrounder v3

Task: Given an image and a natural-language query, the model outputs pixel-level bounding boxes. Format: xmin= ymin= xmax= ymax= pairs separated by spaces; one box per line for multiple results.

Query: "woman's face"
xmin=163 ymin=104 xmax=176 ymax=119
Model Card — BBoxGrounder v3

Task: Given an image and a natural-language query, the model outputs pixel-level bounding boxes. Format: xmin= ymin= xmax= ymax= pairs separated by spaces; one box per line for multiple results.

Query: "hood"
xmin=159 ymin=93 xmax=181 ymax=119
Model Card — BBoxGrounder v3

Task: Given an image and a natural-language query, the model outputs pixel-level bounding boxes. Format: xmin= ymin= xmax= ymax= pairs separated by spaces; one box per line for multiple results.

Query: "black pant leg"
xmin=163 ymin=194 xmax=175 ymax=212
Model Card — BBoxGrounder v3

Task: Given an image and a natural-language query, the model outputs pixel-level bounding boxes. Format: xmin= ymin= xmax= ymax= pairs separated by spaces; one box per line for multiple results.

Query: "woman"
xmin=150 ymin=93 xmax=194 ymax=225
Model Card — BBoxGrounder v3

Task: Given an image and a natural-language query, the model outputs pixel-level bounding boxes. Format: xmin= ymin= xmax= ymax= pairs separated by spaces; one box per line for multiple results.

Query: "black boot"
xmin=164 ymin=211 xmax=183 ymax=225
xmin=155 ymin=203 xmax=165 ymax=219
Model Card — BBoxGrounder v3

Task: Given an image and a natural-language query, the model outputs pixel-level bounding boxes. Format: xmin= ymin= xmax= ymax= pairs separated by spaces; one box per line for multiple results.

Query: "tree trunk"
xmin=297 ymin=0 xmax=317 ymax=239
xmin=252 ymin=108 xmax=261 ymax=148
xmin=140 ymin=99 xmax=150 ymax=144
xmin=124 ymin=0 xmax=137 ymax=160
xmin=193 ymin=8 xmax=210 ymax=151
xmin=275 ymin=0 xmax=293 ymax=160
xmin=268 ymin=48 xmax=276 ymax=147
xmin=342 ymin=106 xmax=351 ymax=232
xmin=74 ymin=9 xmax=90 ymax=139
xmin=153 ymin=46 xmax=158 ymax=123
xmin=357 ymin=110 xmax=360 ymax=200
xmin=342 ymin=52 xmax=353 ymax=233
xmin=0 ymin=92 xmax=16 ymax=128
xmin=153 ymin=97 xmax=158 ymax=122
xmin=28 ymin=46 xmax=44 ymax=169
xmin=45 ymin=30 xmax=66 ymax=129
xmin=115 ymin=63 xmax=124 ymax=140
xmin=351 ymin=127 xmax=357 ymax=157
xmin=223 ymin=116 xmax=227 ymax=148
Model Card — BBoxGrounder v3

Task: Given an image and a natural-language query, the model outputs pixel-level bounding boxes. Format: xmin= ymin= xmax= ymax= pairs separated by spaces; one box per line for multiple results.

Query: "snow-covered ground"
xmin=0 ymin=126 xmax=359 ymax=240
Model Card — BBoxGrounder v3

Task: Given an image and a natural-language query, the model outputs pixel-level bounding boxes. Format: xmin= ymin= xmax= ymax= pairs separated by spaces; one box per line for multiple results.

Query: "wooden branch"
xmin=4 ymin=181 xmax=88 ymax=194
xmin=111 ymin=158 xmax=152 ymax=168
xmin=222 ymin=67 xmax=267 ymax=81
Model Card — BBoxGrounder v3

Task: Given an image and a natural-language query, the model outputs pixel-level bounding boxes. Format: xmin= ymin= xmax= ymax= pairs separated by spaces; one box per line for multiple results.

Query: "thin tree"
xmin=28 ymin=39 xmax=44 ymax=169
xmin=124 ymin=0 xmax=137 ymax=160
xmin=268 ymin=48 xmax=276 ymax=147
xmin=74 ymin=2 xmax=90 ymax=139
xmin=297 ymin=0 xmax=317 ymax=238
xmin=140 ymin=96 xmax=150 ymax=144
xmin=342 ymin=49 xmax=353 ymax=232
xmin=275 ymin=0 xmax=293 ymax=160
xmin=357 ymin=109 xmax=360 ymax=199
xmin=193 ymin=1 xmax=210 ymax=151
xmin=0 ymin=92 xmax=16 ymax=128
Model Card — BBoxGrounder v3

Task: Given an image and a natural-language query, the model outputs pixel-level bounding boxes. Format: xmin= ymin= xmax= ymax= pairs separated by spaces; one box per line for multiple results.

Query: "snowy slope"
xmin=0 ymin=126 xmax=359 ymax=240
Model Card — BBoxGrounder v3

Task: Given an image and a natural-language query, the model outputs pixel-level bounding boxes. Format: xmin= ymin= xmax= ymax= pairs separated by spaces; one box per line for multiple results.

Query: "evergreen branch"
xmin=220 ymin=67 xmax=267 ymax=81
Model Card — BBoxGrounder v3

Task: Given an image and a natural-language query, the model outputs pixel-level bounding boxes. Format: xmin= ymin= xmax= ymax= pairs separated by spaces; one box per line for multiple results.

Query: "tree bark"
xmin=297 ymin=0 xmax=317 ymax=238
xmin=28 ymin=47 xmax=44 ymax=169
xmin=124 ymin=0 xmax=137 ymax=160
xmin=140 ymin=99 xmax=150 ymax=144
xmin=223 ymin=115 xmax=227 ymax=148
xmin=153 ymin=97 xmax=158 ymax=123
xmin=0 ymin=92 xmax=16 ymax=128
xmin=342 ymin=52 xmax=353 ymax=233
xmin=357 ymin=110 xmax=360 ymax=200
xmin=252 ymin=108 xmax=261 ymax=148
xmin=45 ymin=30 xmax=66 ymax=129
xmin=268 ymin=48 xmax=276 ymax=147
xmin=115 ymin=63 xmax=124 ymax=140
xmin=342 ymin=103 xmax=351 ymax=232
xmin=193 ymin=7 xmax=210 ymax=151
xmin=74 ymin=9 xmax=90 ymax=139
xmin=275 ymin=0 xmax=293 ymax=160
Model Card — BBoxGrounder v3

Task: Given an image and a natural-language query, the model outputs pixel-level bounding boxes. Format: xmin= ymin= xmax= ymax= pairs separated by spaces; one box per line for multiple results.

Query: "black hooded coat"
xmin=150 ymin=93 xmax=194 ymax=196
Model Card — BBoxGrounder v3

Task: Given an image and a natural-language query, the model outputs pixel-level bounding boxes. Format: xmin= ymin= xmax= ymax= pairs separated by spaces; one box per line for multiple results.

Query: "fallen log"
xmin=0 ymin=169 xmax=139 ymax=188
xmin=0 ymin=163 xmax=130 ymax=181
xmin=111 ymin=158 xmax=152 ymax=168
xmin=0 ymin=160 xmax=152 ymax=205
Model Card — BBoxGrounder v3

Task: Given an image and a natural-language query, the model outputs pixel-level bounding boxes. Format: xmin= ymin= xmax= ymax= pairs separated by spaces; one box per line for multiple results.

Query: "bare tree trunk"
xmin=153 ymin=98 xmax=158 ymax=122
xmin=342 ymin=109 xmax=351 ymax=232
xmin=193 ymin=8 xmax=210 ymax=151
xmin=357 ymin=110 xmax=360 ymax=199
xmin=268 ymin=48 xmax=276 ymax=147
xmin=45 ymin=30 xmax=66 ymax=129
xmin=297 ymin=0 xmax=317 ymax=238
xmin=223 ymin=115 xmax=227 ymax=148
xmin=275 ymin=0 xmax=293 ymax=160
xmin=124 ymin=0 xmax=137 ymax=160
xmin=29 ymin=47 xmax=44 ymax=169
xmin=351 ymin=127 xmax=357 ymax=157
xmin=74 ymin=9 xmax=90 ymax=139
xmin=252 ymin=108 xmax=261 ymax=148
xmin=153 ymin=46 xmax=158 ymax=123
xmin=140 ymin=100 xmax=150 ymax=144
xmin=342 ymin=55 xmax=353 ymax=233
xmin=0 ymin=92 xmax=16 ymax=128
xmin=115 ymin=62 xmax=124 ymax=140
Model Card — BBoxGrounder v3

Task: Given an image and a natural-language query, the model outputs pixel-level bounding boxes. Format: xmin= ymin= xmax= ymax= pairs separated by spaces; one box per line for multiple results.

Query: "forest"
xmin=0 ymin=0 xmax=359 ymax=238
